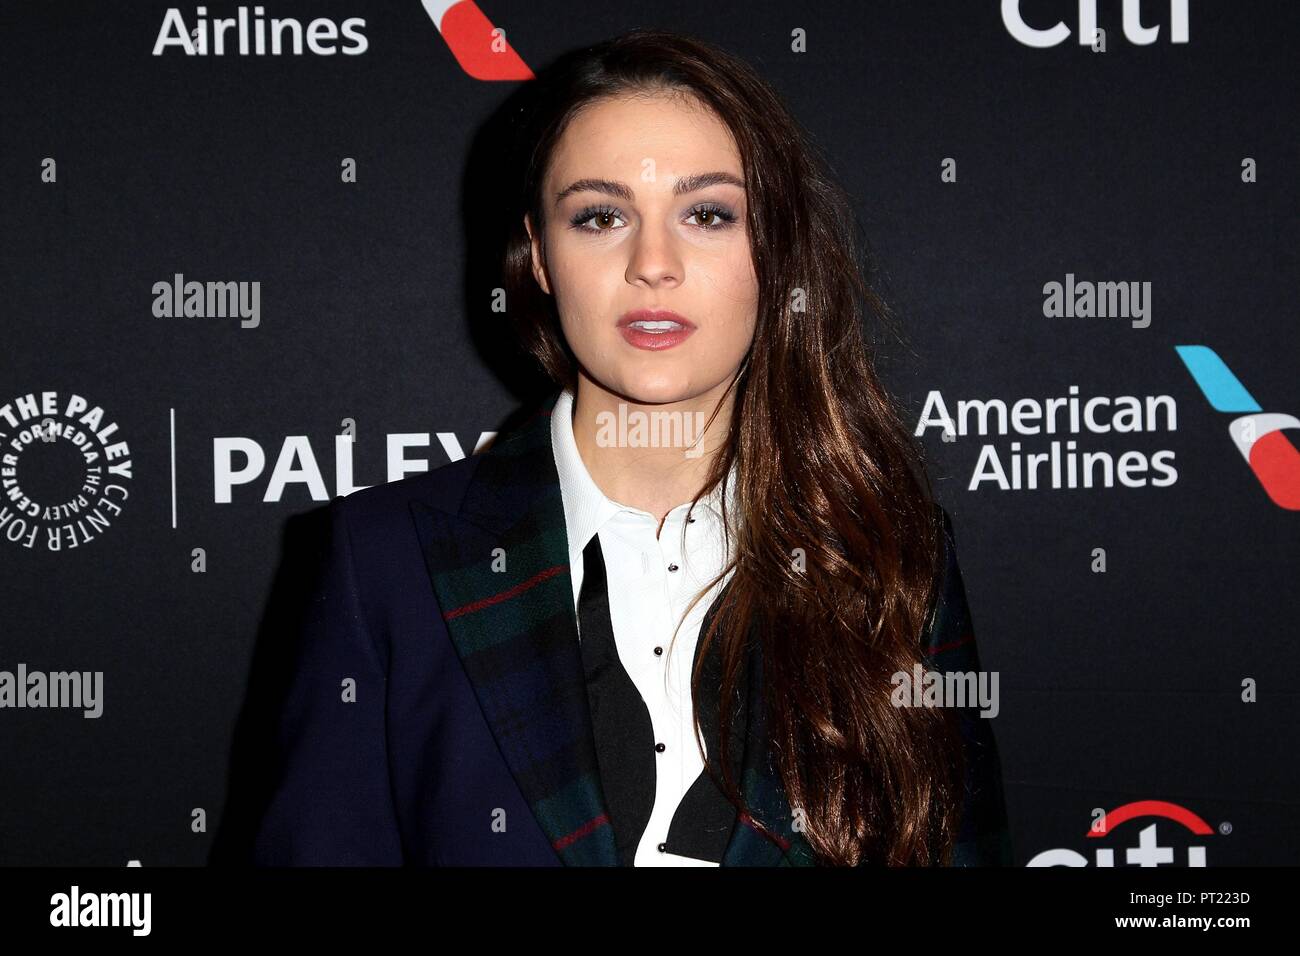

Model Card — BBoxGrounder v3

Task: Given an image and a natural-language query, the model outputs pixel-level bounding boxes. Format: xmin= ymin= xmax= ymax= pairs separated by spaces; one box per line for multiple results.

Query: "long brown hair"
xmin=500 ymin=28 xmax=963 ymax=865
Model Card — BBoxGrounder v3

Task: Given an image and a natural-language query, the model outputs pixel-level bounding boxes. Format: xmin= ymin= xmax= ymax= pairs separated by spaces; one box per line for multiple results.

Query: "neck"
xmin=571 ymin=372 xmax=734 ymax=524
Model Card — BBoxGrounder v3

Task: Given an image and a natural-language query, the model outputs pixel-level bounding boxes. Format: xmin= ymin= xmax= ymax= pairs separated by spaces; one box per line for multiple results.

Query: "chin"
xmin=608 ymin=369 xmax=703 ymax=407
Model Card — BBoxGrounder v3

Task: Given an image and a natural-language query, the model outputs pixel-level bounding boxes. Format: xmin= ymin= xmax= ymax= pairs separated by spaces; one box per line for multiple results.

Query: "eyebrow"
xmin=553 ymin=171 xmax=745 ymax=205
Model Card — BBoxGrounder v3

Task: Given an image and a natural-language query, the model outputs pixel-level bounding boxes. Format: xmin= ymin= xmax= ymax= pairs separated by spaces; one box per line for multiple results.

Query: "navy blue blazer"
xmin=251 ymin=396 xmax=1014 ymax=866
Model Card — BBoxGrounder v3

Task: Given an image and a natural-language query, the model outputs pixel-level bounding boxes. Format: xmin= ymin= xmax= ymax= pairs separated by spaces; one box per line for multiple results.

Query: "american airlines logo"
xmin=1176 ymin=345 xmax=1300 ymax=511
xmin=420 ymin=0 xmax=533 ymax=80
xmin=153 ymin=6 xmax=368 ymax=56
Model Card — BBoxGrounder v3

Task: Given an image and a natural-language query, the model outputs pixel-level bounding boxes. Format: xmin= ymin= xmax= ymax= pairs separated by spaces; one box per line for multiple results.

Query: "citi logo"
xmin=1003 ymin=0 xmax=1189 ymax=48
xmin=153 ymin=6 xmax=368 ymax=56
xmin=1176 ymin=345 xmax=1300 ymax=510
xmin=1027 ymin=800 xmax=1216 ymax=866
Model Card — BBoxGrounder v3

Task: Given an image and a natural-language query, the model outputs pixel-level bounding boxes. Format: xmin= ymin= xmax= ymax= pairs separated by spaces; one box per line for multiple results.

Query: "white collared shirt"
xmin=550 ymin=388 xmax=735 ymax=867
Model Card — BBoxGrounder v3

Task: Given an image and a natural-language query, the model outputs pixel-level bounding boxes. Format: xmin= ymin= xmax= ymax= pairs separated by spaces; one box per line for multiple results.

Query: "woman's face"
xmin=526 ymin=90 xmax=758 ymax=407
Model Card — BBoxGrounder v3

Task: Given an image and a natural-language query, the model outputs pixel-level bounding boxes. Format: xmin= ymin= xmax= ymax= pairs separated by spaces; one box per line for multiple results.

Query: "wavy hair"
xmin=499 ymin=28 xmax=964 ymax=865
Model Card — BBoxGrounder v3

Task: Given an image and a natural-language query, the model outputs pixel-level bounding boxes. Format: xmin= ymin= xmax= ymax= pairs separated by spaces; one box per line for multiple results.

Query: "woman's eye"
xmin=570 ymin=206 xmax=625 ymax=232
xmin=688 ymin=203 xmax=738 ymax=230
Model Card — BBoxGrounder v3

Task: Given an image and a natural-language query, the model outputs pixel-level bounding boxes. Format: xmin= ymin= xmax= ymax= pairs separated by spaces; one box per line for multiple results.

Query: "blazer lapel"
xmin=410 ymin=396 xmax=618 ymax=866
xmin=410 ymin=391 xmax=817 ymax=867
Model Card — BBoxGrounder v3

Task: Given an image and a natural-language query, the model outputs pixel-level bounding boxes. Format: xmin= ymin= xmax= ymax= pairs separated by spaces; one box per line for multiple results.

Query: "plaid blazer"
xmin=253 ymin=392 xmax=1013 ymax=866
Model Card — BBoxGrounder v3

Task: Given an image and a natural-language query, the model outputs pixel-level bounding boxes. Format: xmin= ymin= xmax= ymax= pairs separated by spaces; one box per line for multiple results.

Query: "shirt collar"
xmin=549 ymin=388 xmax=737 ymax=552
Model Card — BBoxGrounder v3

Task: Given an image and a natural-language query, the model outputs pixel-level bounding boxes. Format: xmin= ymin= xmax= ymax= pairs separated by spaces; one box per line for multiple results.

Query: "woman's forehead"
xmin=547 ymin=96 xmax=742 ymax=192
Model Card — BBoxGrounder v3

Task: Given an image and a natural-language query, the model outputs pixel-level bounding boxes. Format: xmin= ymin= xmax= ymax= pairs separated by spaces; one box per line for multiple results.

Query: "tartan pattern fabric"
xmin=921 ymin=510 xmax=1016 ymax=866
xmin=410 ymin=392 xmax=1011 ymax=866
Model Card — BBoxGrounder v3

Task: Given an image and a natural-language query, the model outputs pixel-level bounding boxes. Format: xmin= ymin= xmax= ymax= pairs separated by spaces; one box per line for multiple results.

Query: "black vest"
xmin=577 ymin=533 xmax=746 ymax=865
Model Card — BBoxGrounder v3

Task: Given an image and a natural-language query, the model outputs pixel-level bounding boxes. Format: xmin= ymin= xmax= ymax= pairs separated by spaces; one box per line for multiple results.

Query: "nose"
xmin=625 ymin=218 xmax=683 ymax=288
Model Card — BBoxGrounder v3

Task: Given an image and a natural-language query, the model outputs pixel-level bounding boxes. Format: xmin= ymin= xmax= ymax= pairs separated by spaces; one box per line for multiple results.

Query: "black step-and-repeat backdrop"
xmin=2 ymin=1 xmax=1297 ymax=866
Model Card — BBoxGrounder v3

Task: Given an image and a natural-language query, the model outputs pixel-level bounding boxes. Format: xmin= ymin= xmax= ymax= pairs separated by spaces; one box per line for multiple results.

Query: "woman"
xmin=252 ymin=28 xmax=1011 ymax=867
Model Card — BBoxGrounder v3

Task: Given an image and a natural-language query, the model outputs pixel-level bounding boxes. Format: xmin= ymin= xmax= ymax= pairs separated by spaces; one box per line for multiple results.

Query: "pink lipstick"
xmin=616 ymin=309 xmax=697 ymax=351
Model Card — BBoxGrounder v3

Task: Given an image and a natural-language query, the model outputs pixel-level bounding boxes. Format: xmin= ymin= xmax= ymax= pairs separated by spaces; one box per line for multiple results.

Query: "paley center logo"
xmin=0 ymin=391 xmax=134 ymax=552
xmin=212 ymin=424 xmax=496 ymax=503
xmin=1028 ymin=799 xmax=1219 ymax=866
xmin=1176 ymin=345 xmax=1300 ymax=511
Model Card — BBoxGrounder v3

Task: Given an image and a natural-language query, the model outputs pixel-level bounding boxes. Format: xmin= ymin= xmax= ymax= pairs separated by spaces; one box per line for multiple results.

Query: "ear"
xmin=524 ymin=213 xmax=552 ymax=296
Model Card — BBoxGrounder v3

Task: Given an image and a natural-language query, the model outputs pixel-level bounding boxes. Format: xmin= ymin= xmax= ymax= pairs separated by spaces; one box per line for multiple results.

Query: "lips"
xmin=616 ymin=309 xmax=697 ymax=351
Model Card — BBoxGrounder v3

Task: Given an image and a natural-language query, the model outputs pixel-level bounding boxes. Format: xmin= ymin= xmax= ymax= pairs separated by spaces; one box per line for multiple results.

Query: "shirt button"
xmin=653 ymin=646 xmax=663 ymax=656
xmin=686 ymin=516 xmax=696 ymax=524
xmin=658 ymin=842 xmax=668 ymax=853
xmin=655 ymin=742 xmax=666 ymax=753
xmin=667 ymin=563 xmax=679 ymax=572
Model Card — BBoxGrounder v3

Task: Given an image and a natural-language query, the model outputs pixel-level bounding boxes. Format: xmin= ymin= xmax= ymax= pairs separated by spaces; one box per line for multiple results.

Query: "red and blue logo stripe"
xmin=1176 ymin=345 xmax=1300 ymax=510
